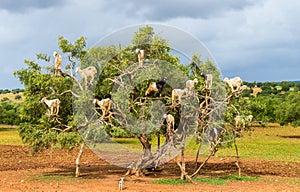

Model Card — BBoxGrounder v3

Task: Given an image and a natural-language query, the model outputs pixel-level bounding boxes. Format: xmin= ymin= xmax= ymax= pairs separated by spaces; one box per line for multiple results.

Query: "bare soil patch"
xmin=0 ymin=145 xmax=299 ymax=191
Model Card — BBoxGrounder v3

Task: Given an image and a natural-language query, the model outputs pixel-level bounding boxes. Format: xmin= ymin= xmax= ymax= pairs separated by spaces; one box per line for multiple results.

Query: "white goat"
xmin=93 ymin=98 xmax=112 ymax=118
xmin=75 ymin=66 xmax=97 ymax=86
xmin=200 ymin=73 xmax=213 ymax=89
xmin=163 ymin=114 xmax=175 ymax=130
xmin=172 ymin=88 xmax=186 ymax=105
xmin=234 ymin=115 xmax=253 ymax=128
xmin=119 ymin=176 xmax=124 ymax=190
xmin=40 ymin=97 xmax=60 ymax=115
xmin=223 ymin=77 xmax=243 ymax=92
xmin=136 ymin=49 xmax=145 ymax=67
xmin=186 ymin=78 xmax=198 ymax=93
xmin=53 ymin=51 xmax=62 ymax=75
xmin=145 ymin=82 xmax=158 ymax=95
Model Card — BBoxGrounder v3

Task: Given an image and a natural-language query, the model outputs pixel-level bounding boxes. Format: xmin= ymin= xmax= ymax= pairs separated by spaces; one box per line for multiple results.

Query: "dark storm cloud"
xmin=0 ymin=0 xmax=66 ymax=12
xmin=102 ymin=0 xmax=254 ymax=20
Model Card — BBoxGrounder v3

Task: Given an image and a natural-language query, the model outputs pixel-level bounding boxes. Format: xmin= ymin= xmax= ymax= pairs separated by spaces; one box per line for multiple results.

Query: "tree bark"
xmin=138 ymin=134 xmax=152 ymax=157
xmin=75 ymin=142 xmax=85 ymax=177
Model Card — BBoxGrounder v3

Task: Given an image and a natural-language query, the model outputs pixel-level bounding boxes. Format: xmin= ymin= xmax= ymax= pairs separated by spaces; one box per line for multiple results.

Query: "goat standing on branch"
xmin=145 ymin=82 xmax=158 ymax=95
xmin=75 ymin=66 xmax=97 ymax=87
xmin=145 ymin=77 xmax=167 ymax=96
xmin=186 ymin=78 xmax=198 ymax=94
xmin=93 ymin=98 xmax=112 ymax=119
xmin=223 ymin=77 xmax=243 ymax=92
xmin=136 ymin=49 xmax=145 ymax=67
xmin=163 ymin=114 xmax=175 ymax=141
xmin=40 ymin=97 xmax=60 ymax=116
xmin=172 ymin=88 xmax=186 ymax=105
xmin=53 ymin=51 xmax=62 ymax=75
xmin=200 ymin=73 xmax=213 ymax=89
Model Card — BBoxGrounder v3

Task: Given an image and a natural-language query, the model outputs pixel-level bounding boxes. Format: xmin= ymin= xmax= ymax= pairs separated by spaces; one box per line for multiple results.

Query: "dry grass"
xmin=0 ymin=93 xmax=24 ymax=103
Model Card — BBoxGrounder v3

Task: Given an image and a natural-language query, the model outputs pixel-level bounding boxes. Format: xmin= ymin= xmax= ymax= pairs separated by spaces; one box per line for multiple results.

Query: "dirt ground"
xmin=0 ymin=145 xmax=299 ymax=192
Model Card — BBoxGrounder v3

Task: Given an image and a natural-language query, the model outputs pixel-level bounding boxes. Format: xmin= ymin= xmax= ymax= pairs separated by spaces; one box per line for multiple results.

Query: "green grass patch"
xmin=0 ymin=126 xmax=23 ymax=145
xmin=220 ymin=174 xmax=260 ymax=181
xmin=154 ymin=175 xmax=260 ymax=185
xmin=193 ymin=177 xmax=228 ymax=185
xmin=216 ymin=126 xmax=300 ymax=162
xmin=153 ymin=178 xmax=190 ymax=185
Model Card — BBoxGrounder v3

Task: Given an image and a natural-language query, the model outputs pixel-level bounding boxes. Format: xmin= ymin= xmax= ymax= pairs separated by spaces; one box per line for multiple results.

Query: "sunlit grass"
xmin=154 ymin=175 xmax=260 ymax=185
xmin=0 ymin=126 xmax=23 ymax=145
xmin=217 ymin=126 xmax=300 ymax=162
xmin=1 ymin=124 xmax=299 ymax=162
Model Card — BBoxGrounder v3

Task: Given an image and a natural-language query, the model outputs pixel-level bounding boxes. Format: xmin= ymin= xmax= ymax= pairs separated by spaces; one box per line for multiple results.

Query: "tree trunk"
xmin=180 ymin=147 xmax=186 ymax=180
xmin=75 ymin=142 xmax=85 ymax=177
xmin=157 ymin=132 xmax=160 ymax=149
xmin=138 ymin=134 xmax=152 ymax=157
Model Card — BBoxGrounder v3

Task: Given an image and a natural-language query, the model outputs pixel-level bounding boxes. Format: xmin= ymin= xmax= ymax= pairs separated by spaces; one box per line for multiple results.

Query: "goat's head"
xmin=53 ymin=51 xmax=58 ymax=57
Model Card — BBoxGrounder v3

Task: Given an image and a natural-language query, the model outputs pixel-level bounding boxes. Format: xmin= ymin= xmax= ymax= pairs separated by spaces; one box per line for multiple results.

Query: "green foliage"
xmin=14 ymin=94 xmax=22 ymax=100
xmin=0 ymin=99 xmax=20 ymax=125
xmin=13 ymin=36 xmax=87 ymax=152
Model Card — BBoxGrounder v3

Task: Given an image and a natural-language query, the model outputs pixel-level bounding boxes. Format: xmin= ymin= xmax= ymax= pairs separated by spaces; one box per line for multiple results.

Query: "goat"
xmin=145 ymin=82 xmax=158 ymax=95
xmin=145 ymin=77 xmax=167 ymax=96
xmin=200 ymin=73 xmax=213 ymax=88
xmin=163 ymin=114 xmax=175 ymax=141
xmin=119 ymin=176 xmax=124 ymax=190
xmin=234 ymin=115 xmax=253 ymax=128
xmin=93 ymin=98 xmax=112 ymax=119
xmin=163 ymin=114 xmax=175 ymax=130
xmin=53 ymin=51 xmax=62 ymax=75
xmin=186 ymin=78 xmax=198 ymax=93
xmin=40 ymin=97 xmax=60 ymax=115
xmin=171 ymin=88 xmax=186 ymax=105
xmin=156 ymin=77 xmax=167 ymax=94
xmin=75 ymin=66 xmax=97 ymax=87
xmin=136 ymin=49 xmax=145 ymax=67
xmin=223 ymin=77 xmax=243 ymax=92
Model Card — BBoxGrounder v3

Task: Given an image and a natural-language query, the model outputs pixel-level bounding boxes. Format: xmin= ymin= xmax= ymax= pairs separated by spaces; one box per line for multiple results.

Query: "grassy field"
xmin=0 ymin=125 xmax=23 ymax=145
xmin=0 ymin=124 xmax=299 ymax=162
xmin=0 ymin=92 xmax=24 ymax=103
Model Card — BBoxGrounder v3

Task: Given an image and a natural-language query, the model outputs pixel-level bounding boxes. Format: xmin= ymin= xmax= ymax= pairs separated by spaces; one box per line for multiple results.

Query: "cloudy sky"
xmin=1 ymin=0 xmax=299 ymax=89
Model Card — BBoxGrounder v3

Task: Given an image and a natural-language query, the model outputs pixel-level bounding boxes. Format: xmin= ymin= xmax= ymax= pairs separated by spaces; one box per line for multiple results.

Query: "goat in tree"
xmin=40 ymin=97 xmax=60 ymax=116
xmin=223 ymin=77 xmax=243 ymax=92
xmin=186 ymin=78 xmax=198 ymax=93
xmin=136 ymin=49 xmax=145 ymax=67
xmin=171 ymin=88 xmax=186 ymax=105
xmin=200 ymin=73 xmax=213 ymax=89
xmin=145 ymin=77 xmax=167 ymax=96
xmin=234 ymin=114 xmax=254 ymax=129
xmin=75 ymin=66 xmax=97 ymax=87
xmin=145 ymin=82 xmax=158 ymax=95
xmin=163 ymin=114 xmax=175 ymax=141
xmin=53 ymin=51 xmax=62 ymax=75
xmin=93 ymin=98 xmax=112 ymax=119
